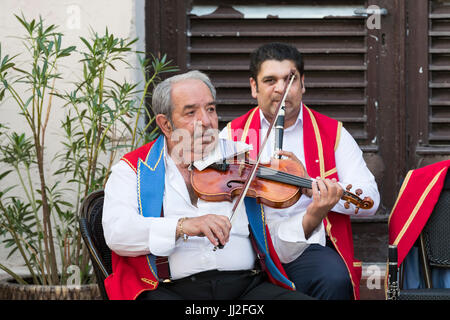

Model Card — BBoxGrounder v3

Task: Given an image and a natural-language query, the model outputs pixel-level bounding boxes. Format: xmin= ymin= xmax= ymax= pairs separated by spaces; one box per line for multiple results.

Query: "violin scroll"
xmin=343 ymin=184 xmax=374 ymax=214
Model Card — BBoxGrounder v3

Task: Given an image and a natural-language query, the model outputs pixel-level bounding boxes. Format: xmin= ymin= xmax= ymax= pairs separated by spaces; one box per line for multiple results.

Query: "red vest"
xmin=388 ymin=160 xmax=450 ymax=265
xmin=104 ymin=141 xmax=161 ymax=300
xmin=385 ymin=160 xmax=450 ymax=297
xmin=104 ymin=137 xmax=296 ymax=299
xmin=227 ymin=105 xmax=362 ymax=299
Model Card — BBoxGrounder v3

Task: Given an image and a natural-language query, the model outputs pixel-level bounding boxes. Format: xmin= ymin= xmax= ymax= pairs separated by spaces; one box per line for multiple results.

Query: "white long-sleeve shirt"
xmin=219 ymin=106 xmax=380 ymax=264
xmin=102 ymin=140 xmax=255 ymax=280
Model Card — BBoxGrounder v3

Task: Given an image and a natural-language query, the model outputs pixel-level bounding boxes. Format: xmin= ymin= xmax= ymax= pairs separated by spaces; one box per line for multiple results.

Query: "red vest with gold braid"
xmin=227 ymin=104 xmax=362 ymax=300
xmin=104 ymin=136 xmax=296 ymax=300
xmin=388 ymin=160 xmax=450 ymax=266
xmin=104 ymin=140 xmax=160 ymax=300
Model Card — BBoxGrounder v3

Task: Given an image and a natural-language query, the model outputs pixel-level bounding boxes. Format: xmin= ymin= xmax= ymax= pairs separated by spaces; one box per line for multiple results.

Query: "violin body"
xmin=191 ymin=159 xmax=307 ymax=209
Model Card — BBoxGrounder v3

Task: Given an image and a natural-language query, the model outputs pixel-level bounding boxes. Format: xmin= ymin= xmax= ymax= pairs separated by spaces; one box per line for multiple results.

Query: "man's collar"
xmin=163 ymin=136 xmax=169 ymax=166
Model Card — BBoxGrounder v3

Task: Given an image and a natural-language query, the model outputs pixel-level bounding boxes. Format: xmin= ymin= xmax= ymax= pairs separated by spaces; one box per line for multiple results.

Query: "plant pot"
xmin=0 ymin=276 xmax=101 ymax=300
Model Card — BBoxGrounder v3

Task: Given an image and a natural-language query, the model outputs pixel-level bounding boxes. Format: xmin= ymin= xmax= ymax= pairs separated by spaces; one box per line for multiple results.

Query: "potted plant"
xmin=0 ymin=13 xmax=176 ymax=299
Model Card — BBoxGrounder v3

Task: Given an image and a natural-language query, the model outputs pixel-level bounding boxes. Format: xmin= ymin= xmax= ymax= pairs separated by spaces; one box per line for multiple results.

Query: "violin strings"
xmin=254 ymin=165 xmax=361 ymax=203
xmin=258 ymin=167 xmax=354 ymax=192
xmin=256 ymin=166 xmax=313 ymax=188
xmin=257 ymin=166 xmax=311 ymax=186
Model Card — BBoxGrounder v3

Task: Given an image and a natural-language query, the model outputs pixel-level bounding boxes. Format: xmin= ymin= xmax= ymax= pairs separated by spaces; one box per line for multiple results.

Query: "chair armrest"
xmin=79 ymin=217 xmax=110 ymax=278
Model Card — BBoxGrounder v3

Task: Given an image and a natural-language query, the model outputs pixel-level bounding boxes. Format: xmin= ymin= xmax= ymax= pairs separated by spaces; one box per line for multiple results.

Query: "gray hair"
xmin=151 ymin=70 xmax=216 ymax=119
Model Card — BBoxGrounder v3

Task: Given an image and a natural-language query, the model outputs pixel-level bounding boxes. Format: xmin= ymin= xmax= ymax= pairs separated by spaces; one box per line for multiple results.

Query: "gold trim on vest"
xmin=388 ymin=170 xmax=413 ymax=227
xmin=305 ymin=106 xmax=325 ymax=178
xmin=392 ymin=167 xmax=447 ymax=246
xmin=326 ymin=216 xmax=358 ymax=299
xmin=324 ymin=168 xmax=338 ymax=178
xmin=242 ymin=107 xmax=259 ymax=143
xmin=334 ymin=121 xmax=343 ymax=152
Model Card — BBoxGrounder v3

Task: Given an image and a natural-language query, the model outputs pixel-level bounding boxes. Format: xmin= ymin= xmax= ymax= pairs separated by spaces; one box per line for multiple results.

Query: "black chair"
xmin=387 ymin=171 xmax=450 ymax=300
xmin=79 ymin=189 xmax=111 ymax=300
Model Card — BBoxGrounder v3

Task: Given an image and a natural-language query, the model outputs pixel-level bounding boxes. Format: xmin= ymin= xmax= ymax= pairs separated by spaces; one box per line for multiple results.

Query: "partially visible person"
xmin=221 ymin=43 xmax=380 ymax=299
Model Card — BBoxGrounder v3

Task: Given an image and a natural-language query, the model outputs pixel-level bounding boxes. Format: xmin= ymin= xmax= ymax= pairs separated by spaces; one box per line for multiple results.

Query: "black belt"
xmin=166 ymin=269 xmax=260 ymax=284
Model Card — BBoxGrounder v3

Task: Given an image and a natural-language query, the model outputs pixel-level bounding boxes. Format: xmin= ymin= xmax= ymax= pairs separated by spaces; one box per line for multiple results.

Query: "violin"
xmin=191 ymin=69 xmax=373 ymax=250
xmin=191 ymin=158 xmax=374 ymax=213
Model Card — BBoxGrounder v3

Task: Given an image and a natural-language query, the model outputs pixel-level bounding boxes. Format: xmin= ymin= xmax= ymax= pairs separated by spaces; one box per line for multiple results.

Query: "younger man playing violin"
xmin=221 ymin=43 xmax=380 ymax=299
xmin=102 ymin=70 xmax=310 ymax=300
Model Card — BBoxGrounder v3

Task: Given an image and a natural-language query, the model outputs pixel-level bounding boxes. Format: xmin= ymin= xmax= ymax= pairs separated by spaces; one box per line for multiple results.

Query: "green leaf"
xmin=0 ymin=88 xmax=5 ymax=101
xmin=79 ymin=37 xmax=93 ymax=53
xmin=56 ymin=33 xmax=62 ymax=51
xmin=57 ymin=46 xmax=76 ymax=58
xmin=14 ymin=14 xmax=31 ymax=34
xmin=1 ymin=62 xmax=15 ymax=73
xmin=0 ymin=170 xmax=12 ymax=181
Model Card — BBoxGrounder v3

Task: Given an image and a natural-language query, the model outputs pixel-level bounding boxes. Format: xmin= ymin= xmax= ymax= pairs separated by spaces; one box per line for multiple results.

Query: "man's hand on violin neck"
xmin=303 ymin=177 xmax=344 ymax=239
xmin=309 ymin=177 xmax=343 ymax=214
xmin=180 ymin=214 xmax=231 ymax=247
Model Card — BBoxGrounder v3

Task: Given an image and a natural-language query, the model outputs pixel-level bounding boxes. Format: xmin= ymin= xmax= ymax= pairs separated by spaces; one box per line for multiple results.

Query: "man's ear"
xmin=301 ymin=74 xmax=305 ymax=94
xmin=155 ymin=114 xmax=172 ymax=137
xmin=250 ymin=77 xmax=258 ymax=99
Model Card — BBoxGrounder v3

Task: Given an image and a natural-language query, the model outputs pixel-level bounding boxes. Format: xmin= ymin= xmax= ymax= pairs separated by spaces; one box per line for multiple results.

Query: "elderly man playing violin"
xmin=101 ymin=70 xmax=311 ymax=300
xmin=219 ymin=42 xmax=380 ymax=300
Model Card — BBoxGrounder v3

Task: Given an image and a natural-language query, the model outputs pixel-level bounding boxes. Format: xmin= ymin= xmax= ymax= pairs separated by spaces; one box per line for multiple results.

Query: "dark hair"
xmin=249 ymin=42 xmax=304 ymax=80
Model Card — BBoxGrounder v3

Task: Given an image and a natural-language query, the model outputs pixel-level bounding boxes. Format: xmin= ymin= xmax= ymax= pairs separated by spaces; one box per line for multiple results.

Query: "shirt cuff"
xmin=277 ymin=211 xmax=324 ymax=244
xmin=148 ymin=217 xmax=179 ymax=256
xmin=270 ymin=212 xmax=325 ymax=263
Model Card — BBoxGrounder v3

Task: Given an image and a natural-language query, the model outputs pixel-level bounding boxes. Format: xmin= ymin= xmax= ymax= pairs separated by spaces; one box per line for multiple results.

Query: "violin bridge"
xmin=238 ymin=163 xmax=245 ymax=177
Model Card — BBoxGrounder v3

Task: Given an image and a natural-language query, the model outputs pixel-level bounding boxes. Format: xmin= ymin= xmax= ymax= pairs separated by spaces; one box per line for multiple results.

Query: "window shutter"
xmin=187 ymin=1 xmax=373 ymax=146
xmin=429 ymin=0 xmax=450 ymax=145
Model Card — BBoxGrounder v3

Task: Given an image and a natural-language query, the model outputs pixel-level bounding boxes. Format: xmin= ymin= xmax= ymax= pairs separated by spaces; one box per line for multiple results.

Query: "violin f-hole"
xmin=226 ymin=180 xmax=245 ymax=188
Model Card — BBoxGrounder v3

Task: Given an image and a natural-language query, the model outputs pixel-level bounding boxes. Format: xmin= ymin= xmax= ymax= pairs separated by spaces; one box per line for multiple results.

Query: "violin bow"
xmin=229 ymin=71 xmax=297 ymax=223
xmin=213 ymin=70 xmax=296 ymax=250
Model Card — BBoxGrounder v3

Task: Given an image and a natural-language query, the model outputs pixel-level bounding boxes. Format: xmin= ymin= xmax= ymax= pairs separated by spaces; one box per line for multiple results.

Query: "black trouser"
xmin=137 ymin=269 xmax=313 ymax=300
xmin=282 ymin=244 xmax=353 ymax=300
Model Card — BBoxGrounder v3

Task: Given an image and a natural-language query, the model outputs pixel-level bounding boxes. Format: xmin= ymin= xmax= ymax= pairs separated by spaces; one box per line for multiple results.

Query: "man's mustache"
xmin=193 ymin=128 xmax=219 ymax=140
